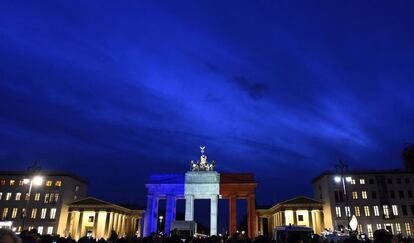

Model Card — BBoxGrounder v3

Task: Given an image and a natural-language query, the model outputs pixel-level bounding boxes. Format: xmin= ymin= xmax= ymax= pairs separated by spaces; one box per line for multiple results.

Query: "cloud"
xmin=230 ymin=76 xmax=269 ymax=100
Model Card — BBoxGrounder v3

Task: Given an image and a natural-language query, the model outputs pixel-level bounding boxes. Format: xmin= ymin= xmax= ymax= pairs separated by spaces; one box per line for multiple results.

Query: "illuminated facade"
xmin=313 ymin=148 xmax=414 ymax=238
xmin=66 ymin=197 xmax=143 ymax=240
xmin=0 ymin=171 xmax=87 ymax=235
xmin=220 ymin=173 xmax=257 ymax=238
xmin=143 ymin=147 xmax=257 ymax=238
xmin=313 ymin=170 xmax=414 ymax=238
xmin=257 ymin=196 xmax=324 ymax=238
xmin=143 ymin=174 xmax=184 ymax=236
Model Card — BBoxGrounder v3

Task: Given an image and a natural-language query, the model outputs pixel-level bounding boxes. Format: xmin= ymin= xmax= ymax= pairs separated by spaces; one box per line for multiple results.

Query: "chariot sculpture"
xmin=190 ymin=146 xmax=215 ymax=171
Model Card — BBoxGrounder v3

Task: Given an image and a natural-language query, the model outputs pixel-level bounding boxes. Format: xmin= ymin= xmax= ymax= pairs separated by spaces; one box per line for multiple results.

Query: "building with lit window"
xmin=65 ymin=197 xmax=143 ymax=239
xmin=312 ymin=146 xmax=414 ymax=238
xmin=0 ymin=170 xmax=88 ymax=235
xmin=257 ymin=196 xmax=325 ymax=238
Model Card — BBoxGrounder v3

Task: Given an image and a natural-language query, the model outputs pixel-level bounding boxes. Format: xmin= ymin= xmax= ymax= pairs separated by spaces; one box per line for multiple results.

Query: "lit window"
xmin=25 ymin=193 xmax=29 ymax=200
xmin=392 ymin=205 xmax=399 ymax=216
xmin=2 ymin=208 xmax=8 ymax=219
xmin=19 ymin=180 xmax=24 ymax=186
xmin=44 ymin=193 xmax=49 ymax=203
xmin=34 ymin=193 xmax=40 ymax=201
xmin=38 ymin=226 xmax=43 ymax=235
xmin=0 ymin=192 xmax=2 ymax=200
xmin=367 ymin=224 xmax=373 ymax=238
xmin=50 ymin=208 xmax=56 ymax=219
xmin=405 ymin=223 xmax=412 ymax=236
xmin=374 ymin=206 xmax=380 ymax=216
xmin=21 ymin=208 xmax=26 ymax=219
xmin=6 ymin=192 xmax=11 ymax=200
xmin=351 ymin=179 xmax=356 ymax=185
xmin=355 ymin=206 xmax=361 ymax=217
xmin=74 ymin=195 xmax=77 ymax=200
xmin=1 ymin=180 xmax=5 ymax=186
xmin=47 ymin=226 xmax=53 ymax=235
xmin=41 ymin=208 xmax=47 ymax=219
xmin=54 ymin=193 xmax=59 ymax=203
xmin=364 ymin=206 xmax=370 ymax=216
xmin=335 ymin=206 xmax=342 ymax=217
xmin=345 ymin=206 xmax=351 ymax=217
xmin=360 ymin=179 xmax=365 ymax=184
xmin=46 ymin=181 xmax=52 ymax=187
xmin=377 ymin=224 xmax=382 ymax=229
xmin=55 ymin=181 xmax=62 ymax=187
xmin=15 ymin=193 xmax=21 ymax=201
xmin=383 ymin=205 xmax=390 ymax=219
xmin=75 ymin=186 xmax=79 ymax=191
xmin=10 ymin=180 xmax=15 ymax=186
xmin=49 ymin=194 xmax=54 ymax=203
xmin=362 ymin=191 xmax=368 ymax=199
xmin=352 ymin=191 xmax=358 ymax=199
xmin=11 ymin=208 xmax=18 ymax=218
xmin=396 ymin=223 xmax=402 ymax=234
xmin=31 ymin=208 xmax=37 ymax=219
xmin=357 ymin=224 xmax=363 ymax=234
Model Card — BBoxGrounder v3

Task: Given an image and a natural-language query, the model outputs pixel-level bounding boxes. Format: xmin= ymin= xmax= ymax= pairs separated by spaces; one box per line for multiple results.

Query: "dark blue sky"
xmin=1 ymin=1 xmax=414 ymax=206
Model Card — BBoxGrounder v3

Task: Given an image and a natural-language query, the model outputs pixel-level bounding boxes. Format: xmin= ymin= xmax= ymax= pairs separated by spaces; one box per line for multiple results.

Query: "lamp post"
xmin=334 ymin=161 xmax=352 ymax=233
xmin=21 ymin=175 xmax=43 ymax=230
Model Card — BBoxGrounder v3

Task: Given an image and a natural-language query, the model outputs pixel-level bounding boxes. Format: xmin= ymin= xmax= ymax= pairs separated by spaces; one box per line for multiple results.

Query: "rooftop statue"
xmin=190 ymin=146 xmax=215 ymax=171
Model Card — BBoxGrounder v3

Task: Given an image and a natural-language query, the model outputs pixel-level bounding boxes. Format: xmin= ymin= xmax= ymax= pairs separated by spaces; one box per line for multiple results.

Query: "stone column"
xmin=165 ymin=196 xmax=176 ymax=234
xmin=281 ymin=211 xmax=285 ymax=226
xmin=113 ymin=213 xmax=118 ymax=233
xmin=258 ymin=217 xmax=263 ymax=235
xmin=210 ymin=195 xmax=218 ymax=236
xmin=247 ymin=195 xmax=256 ymax=239
xmin=185 ymin=195 xmax=194 ymax=221
xmin=137 ymin=217 xmax=142 ymax=237
xmin=104 ymin=212 xmax=111 ymax=238
xmin=119 ymin=215 xmax=124 ymax=236
xmin=316 ymin=210 xmax=324 ymax=234
xmin=115 ymin=213 xmax=121 ymax=233
xmin=229 ymin=195 xmax=237 ymax=237
xmin=144 ymin=195 xmax=159 ymax=236
xmin=308 ymin=210 xmax=313 ymax=229
xmin=65 ymin=211 xmax=73 ymax=237
xmin=77 ymin=211 xmax=84 ymax=239
xmin=293 ymin=211 xmax=297 ymax=225
xmin=93 ymin=211 xmax=99 ymax=238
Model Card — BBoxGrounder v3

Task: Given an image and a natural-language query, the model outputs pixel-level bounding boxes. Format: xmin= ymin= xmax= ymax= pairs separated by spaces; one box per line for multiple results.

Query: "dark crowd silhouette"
xmin=0 ymin=228 xmax=413 ymax=243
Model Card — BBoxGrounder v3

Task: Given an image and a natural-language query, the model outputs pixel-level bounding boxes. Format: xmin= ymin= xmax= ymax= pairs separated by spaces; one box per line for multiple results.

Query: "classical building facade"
xmin=0 ymin=170 xmax=88 ymax=235
xmin=312 ymin=147 xmax=414 ymax=238
xmin=65 ymin=197 xmax=143 ymax=240
xmin=257 ymin=196 xmax=324 ymax=238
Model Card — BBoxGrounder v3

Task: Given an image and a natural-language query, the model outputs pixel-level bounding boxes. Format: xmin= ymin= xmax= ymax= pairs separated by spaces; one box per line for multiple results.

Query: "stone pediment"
xmin=69 ymin=196 xmax=113 ymax=206
xmin=278 ymin=196 xmax=323 ymax=206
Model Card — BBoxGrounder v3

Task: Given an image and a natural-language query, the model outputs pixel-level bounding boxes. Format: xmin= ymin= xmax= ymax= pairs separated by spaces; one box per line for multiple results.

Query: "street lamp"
xmin=334 ymin=161 xmax=352 ymax=233
xmin=21 ymin=175 xmax=43 ymax=230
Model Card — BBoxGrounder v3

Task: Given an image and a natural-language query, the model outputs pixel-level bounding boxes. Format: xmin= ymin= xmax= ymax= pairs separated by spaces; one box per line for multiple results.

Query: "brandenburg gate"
xmin=143 ymin=147 xmax=257 ymax=238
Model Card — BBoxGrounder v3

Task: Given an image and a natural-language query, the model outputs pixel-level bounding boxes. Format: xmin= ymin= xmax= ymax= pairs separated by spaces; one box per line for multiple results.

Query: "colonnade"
xmin=66 ymin=210 xmax=142 ymax=240
xmin=258 ymin=208 xmax=324 ymax=236
xmin=184 ymin=194 xmax=219 ymax=236
xmin=144 ymin=172 xmax=258 ymax=238
xmin=143 ymin=194 xmax=179 ymax=236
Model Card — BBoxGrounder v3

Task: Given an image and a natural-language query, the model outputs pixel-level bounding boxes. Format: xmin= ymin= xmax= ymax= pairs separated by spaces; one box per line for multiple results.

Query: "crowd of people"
xmin=0 ymin=228 xmax=411 ymax=243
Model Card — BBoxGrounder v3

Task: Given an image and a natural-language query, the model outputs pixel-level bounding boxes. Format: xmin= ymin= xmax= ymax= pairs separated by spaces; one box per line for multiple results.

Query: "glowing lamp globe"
xmin=349 ymin=215 xmax=358 ymax=231
xmin=32 ymin=176 xmax=43 ymax=186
